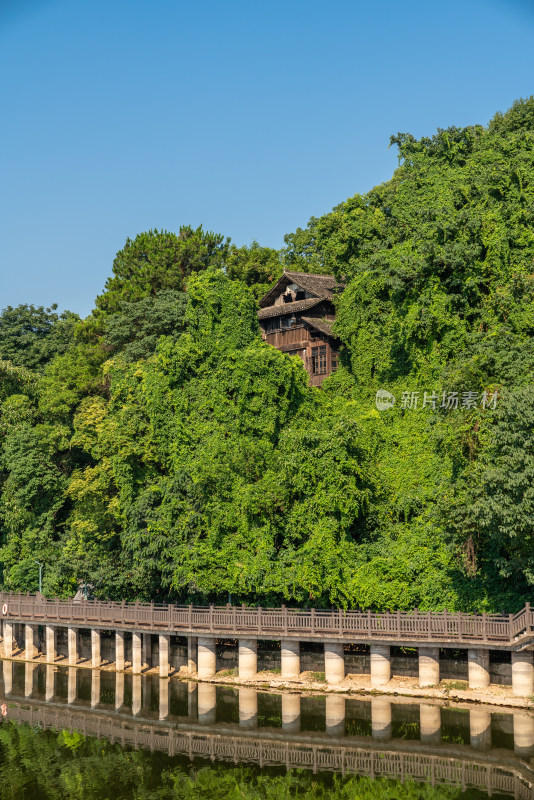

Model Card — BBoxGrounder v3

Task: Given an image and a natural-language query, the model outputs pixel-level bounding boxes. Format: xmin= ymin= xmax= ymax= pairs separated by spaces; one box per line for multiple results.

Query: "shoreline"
xmin=2 ymin=651 xmax=533 ymax=712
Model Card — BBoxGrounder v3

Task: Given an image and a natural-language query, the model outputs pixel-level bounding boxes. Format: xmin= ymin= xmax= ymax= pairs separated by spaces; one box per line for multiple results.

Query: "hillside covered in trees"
xmin=1 ymin=98 xmax=533 ymax=612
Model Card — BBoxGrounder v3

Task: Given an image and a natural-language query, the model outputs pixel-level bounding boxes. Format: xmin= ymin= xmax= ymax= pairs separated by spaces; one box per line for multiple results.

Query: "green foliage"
xmin=0 ymin=304 xmax=79 ymax=371
xmin=96 ymin=226 xmax=230 ymax=314
xmin=225 ymin=241 xmax=283 ymax=299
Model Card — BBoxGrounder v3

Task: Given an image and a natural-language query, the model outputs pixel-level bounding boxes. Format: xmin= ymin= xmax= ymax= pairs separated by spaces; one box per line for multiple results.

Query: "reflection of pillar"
xmin=25 ymin=624 xmax=38 ymax=661
xmin=419 ymin=647 xmax=440 ymax=687
xmin=3 ymin=623 xmax=13 ymax=659
xmin=468 ymin=649 xmax=490 ymax=690
xmin=159 ymin=679 xmax=169 ymax=720
xmin=68 ymin=667 xmax=77 ymax=704
xmin=238 ymin=639 xmax=257 ymax=680
xmin=512 ymin=652 xmax=534 ymax=697
xmin=325 ymin=643 xmax=345 ymax=684
xmin=197 ymin=682 xmax=216 ymax=724
xmin=325 ymin=694 xmax=345 ymax=737
xmin=371 ymin=697 xmax=392 ymax=741
xmin=188 ymin=636 xmax=197 ymax=675
xmin=159 ymin=635 xmax=170 ymax=678
xmin=198 ymin=638 xmax=216 ymax=679
xmin=420 ymin=704 xmax=441 ymax=745
xmin=115 ymin=671 xmax=124 ymax=710
xmin=282 ymin=693 xmax=301 ymax=732
xmin=45 ymin=665 xmax=55 ymax=701
xmin=142 ymin=634 xmax=151 ymax=670
xmin=68 ymin=628 xmax=78 ymax=666
xmin=370 ymin=645 xmax=390 ymax=688
xmin=115 ymin=631 xmax=125 ymax=671
xmin=24 ymin=662 xmax=34 ymax=697
xmin=132 ymin=632 xmax=142 ymax=674
xmin=91 ymin=629 xmax=101 ymax=668
xmin=45 ymin=626 xmax=56 ymax=664
xmin=132 ymin=674 xmax=142 ymax=716
xmin=513 ymin=714 xmax=534 ymax=758
xmin=281 ymin=640 xmax=300 ymax=679
xmin=2 ymin=660 xmax=12 ymax=694
xmin=91 ymin=670 xmax=100 ymax=708
xmin=188 ymin=682 xmax=197 ymax=719
xmin=470 ymin=708 xmax=492 ymax=750
xmin=239 ymin=687 xmax=258 ymax=728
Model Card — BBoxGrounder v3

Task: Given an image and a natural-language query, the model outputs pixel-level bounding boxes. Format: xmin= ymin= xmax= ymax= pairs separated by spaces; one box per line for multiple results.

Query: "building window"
xmin=331 ymin=351 xmax=339 ymax=371
xmin=311 ymin=345 xmax=327 ymax=374
xmin=280 ymin=316 xmax=295 ymax=329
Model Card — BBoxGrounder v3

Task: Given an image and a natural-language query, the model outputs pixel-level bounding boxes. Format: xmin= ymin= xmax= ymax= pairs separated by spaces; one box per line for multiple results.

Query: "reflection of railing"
xmin=3 ymin=701 xmax=533 ymax=800
xmin=1 ymin=593 xmax=533 ymax=646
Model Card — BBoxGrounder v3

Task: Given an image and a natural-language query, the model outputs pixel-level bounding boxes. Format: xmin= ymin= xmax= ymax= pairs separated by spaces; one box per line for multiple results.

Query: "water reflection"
xmin=1 ymin=659 xmax=533 ymax=799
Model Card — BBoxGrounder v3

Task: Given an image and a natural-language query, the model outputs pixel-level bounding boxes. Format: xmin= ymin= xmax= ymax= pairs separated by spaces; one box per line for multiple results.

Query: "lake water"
xmin=0 ymin=660 xmax=532 ymax=799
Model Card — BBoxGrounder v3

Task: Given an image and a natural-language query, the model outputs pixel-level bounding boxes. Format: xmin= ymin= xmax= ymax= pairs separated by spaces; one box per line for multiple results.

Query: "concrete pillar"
xmin=91 ymin=629 xmax=101 ymax=668
xmin=370 ymin=645 xmax=391 ymax=688
xmin=324 ymin=643 xmax=345 ymax=684
xmin=281 ymin=640 xmax=300 ymax=679
xmin=24 ymin=663 xmax=34 ymax=697
xmin=159 ymin=634 xmax=170 ymax=678
xmin=512 ymin=651 xmax=534 ymax=697
xmin=115 ymin=671 xmax=124 ymax=710
xmin=468 ymin=649 xmax=490 ymax=690
xmin=198 ymin=637 xmax=216 ymax=679
xmin=115 ymin=631 xmax=125 ymax=671
xmin=25 ymin=624 xmax=38 ymax=661
xmin=45 ymin=625 xmax=56 ymax=664
xmin=239 ymin=687 xmax=258 ymax=728
xmin=514 ymin=714 xmax=534 ymax=758
xmin=418 ymin=647 xmax=440 ymax=688
xmin=325 ymin=694 xmax=345 ymax=737
xmin=197 ymin=682 xmax=217 ymax=724
xmin=470 ymin=708 xmax=492 ymax=750
xmin=3 ymin=623 xmax=13 ymax=659
xmin=188 ymin=682 xmax=197 ymax=719
xmin=132 ymin=632 xmax=142 ymax=674
xmin=68 ymin=627 xmax=78 ymax=666
xmin=91 ymin=670 xmax=100 ymax=708
xmin=142 ymin=633 xmax=151 ymax=670
xmin=159 ymin=679 xmax=169 ymax=720
xmin=420 ymin=704 xmax=441 ymax=745
xmin=188 ymin=636 xmax=197 ymax=675
xmin=2 ymin=660 xmax=12 ymax=694
xmin=371 ymin=697 xmax=392 ymax=741
xmin=45 ymin=665 xmax=54 ymax=701
xmin=238 ymin=638 xmax=258 ymax=680
xmin=67 ymin=667 xmax=76 ymax=704
xmin=281 ymin=693 xmax=301 ymax=732
xmin=132 ymin=674 xmax=142 ymax=715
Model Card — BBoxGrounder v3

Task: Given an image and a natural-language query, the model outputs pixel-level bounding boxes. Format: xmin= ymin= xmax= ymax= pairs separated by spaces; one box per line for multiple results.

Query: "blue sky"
xmin=1 ymin=0 xmax=533 ymax=316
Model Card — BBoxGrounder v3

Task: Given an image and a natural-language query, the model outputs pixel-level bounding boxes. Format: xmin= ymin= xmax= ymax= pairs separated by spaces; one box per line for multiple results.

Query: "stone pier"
xmin=132 ymin=674 xmax=142 ymax=715
xmin=45 ymin=625 xmax=56 ymax=663
xmin=197 ymin=682 xmax=217 ymax=724
xmin=197 ymin=637 xmax=216 ymax=679
xmin=3 ymin=622 xmax=13 ymax=659
xmin=238 ymin=639 xmax=257 ymax=680
xmin=418 ymin=647 xmax=440 ymax=687
xmin=132 ymin=632 xmax=142 ymax=674
xmin=325 ymin=694 xmax=345 ymax=737
xmin=25 ymin=624 xmax=38 ymax=661
xmin=281 ymin=692 xmax=301 ymax=732
xmin=68 ymin=627 xmax=78 ymax=666
xmin=468 ymin=649 xmax=490 ymax=690
xmin=115 ymin=671 xmax=125 ymax=710
xmin=2 ymin=660 xmax=12 ymax=694
xmin=68 ymin=667 xmax=77 ymax=703
xmin=281 ymin=640 xmax=300 ymax=679
xmin=420 ymin=704 xmax=441 ymax=745
xmin=159 ymin=678 xmax=169 ymax=719
xmin=24 ymin=662 xmax=34 ymax=697
xmin=470 ymin=708 xmax=492 ymax=750
xmin=45 ymin=665 xmax=54 ymax=701
xmin=188 ymin=636 xmax=198 ymax=675
xmin=370 ymin=645 xmax=390 ymax=688
xmin=159 ymin=634 xmax=170 ymax=678
xmin=513 ymin=713 xmax=534 ymax=758
xmin=324 ymin=643 xmax=345 ymax=685
xmin=371 ymin=697 xmax=392 ymax=741
xmin=91 ymin=670 xmax=100 ymax=708
xmin=511 ymin=651 xmax=534 ymax=697
xmin=91 ymin=629 xmax=101 ymax=668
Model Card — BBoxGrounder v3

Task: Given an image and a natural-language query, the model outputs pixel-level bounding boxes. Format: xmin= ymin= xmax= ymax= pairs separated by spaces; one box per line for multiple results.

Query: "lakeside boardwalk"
xmin=1 ymin=593 xmax=533 ymax=695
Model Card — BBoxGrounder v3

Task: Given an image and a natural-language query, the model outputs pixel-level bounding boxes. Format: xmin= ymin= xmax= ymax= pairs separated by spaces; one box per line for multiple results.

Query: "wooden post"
xmin=283 ymin=605 xmax=288 ymax=635
xmin=209 ymin=604 xmax=213 ymax=633
xmin=427 ymin=611 xmax=432 ymax=640
xmin=258 ymin=606 xmax=262 ymax=634
xmin=482 ymin=612 xmax=487 ymax=642
xmin=168 ymin=603 xmax=173 ymax=632
xmin=339 ymin=609 xmax=343 ymax=635
xmin=188 ymin=603 xmax=192 ymax=630
xmin=367 ymin=609 xmax=371 ymax=637
xmin=311 ymin=608 xmax=315 ymax=635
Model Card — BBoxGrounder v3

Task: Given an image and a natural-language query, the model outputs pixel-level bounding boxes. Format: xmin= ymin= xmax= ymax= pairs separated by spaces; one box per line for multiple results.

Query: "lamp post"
xmin=34 ymin=561 xmax=43 ymax=594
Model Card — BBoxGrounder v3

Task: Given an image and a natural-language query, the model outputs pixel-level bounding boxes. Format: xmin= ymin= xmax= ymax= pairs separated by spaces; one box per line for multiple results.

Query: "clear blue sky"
xmin=1 ymin=0 xmax=533 ymax=317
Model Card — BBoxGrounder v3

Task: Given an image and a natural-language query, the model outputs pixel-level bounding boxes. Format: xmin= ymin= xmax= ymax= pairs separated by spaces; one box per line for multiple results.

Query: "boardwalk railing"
xmin=0 ymin=593 xmax=532 ymax=646
xmin=3 ymin=701 xmax=533 ymax=800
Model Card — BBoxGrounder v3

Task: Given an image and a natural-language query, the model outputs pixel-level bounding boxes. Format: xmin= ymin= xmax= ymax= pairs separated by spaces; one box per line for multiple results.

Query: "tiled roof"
xmin=257 ymin=298 xmax=323 ymax=320
xmin=302 ymin=317 xmax=337 ymax=338
xmin=258 ymin=270 xmax=342 ymax=308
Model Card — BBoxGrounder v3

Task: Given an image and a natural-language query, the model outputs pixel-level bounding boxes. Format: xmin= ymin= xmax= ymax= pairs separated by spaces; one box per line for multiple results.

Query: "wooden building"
xmin=257 ymin=270 xmax=342 ymax=386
